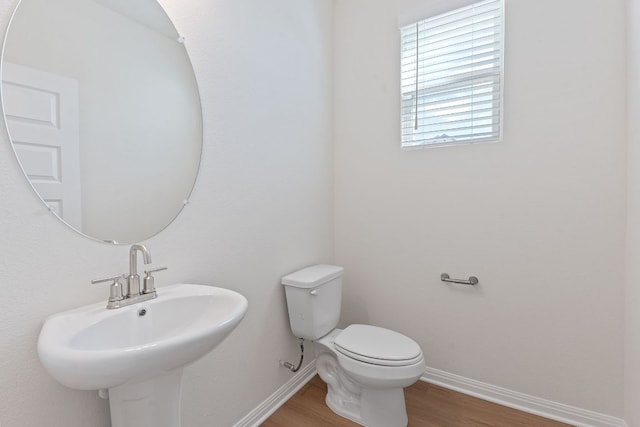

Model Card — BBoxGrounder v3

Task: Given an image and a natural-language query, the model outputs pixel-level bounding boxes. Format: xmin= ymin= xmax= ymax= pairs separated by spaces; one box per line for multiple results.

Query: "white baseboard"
xmin=422 ymin=367 xmax=628 ymax=427
xmin=233 ymin=361 xmax=317 ymax=427
xmin=233 ymin=362 xmax=628 ymax=427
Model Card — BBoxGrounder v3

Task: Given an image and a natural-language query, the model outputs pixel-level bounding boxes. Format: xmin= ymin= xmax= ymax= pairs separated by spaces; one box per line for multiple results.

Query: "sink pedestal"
xmin=108 ymin=368 xmax=184 ymax=427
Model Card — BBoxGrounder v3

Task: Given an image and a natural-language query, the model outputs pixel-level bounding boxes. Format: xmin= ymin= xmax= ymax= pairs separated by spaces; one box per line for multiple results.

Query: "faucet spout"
xmin=129 ymin=244 xmax=152 ymax=275
xmin=128 ymin=244 xmax=152 ymax=297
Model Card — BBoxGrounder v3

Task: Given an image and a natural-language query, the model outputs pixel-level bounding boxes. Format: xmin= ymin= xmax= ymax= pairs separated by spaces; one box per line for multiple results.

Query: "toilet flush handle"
xmin=310 ymin=289 xmax=318 ymax=296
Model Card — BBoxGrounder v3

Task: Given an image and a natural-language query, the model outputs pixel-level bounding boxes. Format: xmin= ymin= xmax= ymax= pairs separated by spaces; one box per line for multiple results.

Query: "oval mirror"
xmin=1 ymin=0 xmax=202 ymax=244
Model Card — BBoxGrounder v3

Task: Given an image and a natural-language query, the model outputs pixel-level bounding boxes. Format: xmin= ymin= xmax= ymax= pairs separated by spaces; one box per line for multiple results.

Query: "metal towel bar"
xmin=440 ymin=273 xmax=478 ymax=286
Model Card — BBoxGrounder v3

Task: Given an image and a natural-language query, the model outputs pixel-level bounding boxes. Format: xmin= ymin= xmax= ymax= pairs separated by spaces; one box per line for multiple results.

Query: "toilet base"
xmin=326 ymin=386 xmax=408 ymax=427
xmin=316 ymin=352 xmax=409 ymax=427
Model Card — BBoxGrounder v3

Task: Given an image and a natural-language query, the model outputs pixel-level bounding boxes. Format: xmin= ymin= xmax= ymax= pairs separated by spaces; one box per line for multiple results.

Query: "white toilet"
xmin=281 ymin=264 xmax=425 ymax=427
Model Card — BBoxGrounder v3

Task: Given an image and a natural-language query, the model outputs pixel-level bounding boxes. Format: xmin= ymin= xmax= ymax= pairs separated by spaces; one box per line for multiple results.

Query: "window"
xmin=400 ymin=0 xmax=504 ymax=148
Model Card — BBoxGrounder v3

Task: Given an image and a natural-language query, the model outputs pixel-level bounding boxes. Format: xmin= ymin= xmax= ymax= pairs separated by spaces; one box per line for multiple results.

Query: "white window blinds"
xmin=400 ymin=0 xmax=504 ymax=148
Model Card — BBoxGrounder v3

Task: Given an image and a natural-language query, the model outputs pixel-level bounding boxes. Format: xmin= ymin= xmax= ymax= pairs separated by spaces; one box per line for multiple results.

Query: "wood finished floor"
xmin=261 ymin=375 xmax=572 ymax=427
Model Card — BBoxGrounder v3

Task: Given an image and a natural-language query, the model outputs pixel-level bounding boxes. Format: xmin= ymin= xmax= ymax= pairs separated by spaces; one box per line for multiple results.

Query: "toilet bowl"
xmin=281 ymin=265 xmax=425 ymax=427
xmin=315 ymin=326 xmax=425 ymax=427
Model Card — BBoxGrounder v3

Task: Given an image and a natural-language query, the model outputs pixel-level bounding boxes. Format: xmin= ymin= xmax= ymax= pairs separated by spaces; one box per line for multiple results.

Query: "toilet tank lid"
xmin=281 ymin=264 xmax=344 ymax=289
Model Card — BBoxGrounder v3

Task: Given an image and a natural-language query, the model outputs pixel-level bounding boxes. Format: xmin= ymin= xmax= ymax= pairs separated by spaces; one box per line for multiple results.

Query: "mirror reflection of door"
xmin=2 ymin=62 xmax=82 ymax=230
xmin=1 ymin=0 xmax=203 ymax=244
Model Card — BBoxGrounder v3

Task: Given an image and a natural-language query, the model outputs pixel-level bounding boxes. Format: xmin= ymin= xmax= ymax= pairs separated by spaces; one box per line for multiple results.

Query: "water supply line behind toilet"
xmin=280 ymin=338 xmax=304 ymax=372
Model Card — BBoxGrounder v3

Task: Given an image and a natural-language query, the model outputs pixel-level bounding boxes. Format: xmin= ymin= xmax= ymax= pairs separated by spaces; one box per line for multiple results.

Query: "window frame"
xmin=399 ymin=0 xmax=505 ymax=149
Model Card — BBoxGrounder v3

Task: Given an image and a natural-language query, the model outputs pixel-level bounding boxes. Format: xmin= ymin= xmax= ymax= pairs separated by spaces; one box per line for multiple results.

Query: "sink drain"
xmin=138 ymin=308 xmax=147 ymax=317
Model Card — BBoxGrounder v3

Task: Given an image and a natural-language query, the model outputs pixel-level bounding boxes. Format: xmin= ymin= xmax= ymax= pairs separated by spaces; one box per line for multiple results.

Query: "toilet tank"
xmin=281 ymin=265 xmax=344 ymax=340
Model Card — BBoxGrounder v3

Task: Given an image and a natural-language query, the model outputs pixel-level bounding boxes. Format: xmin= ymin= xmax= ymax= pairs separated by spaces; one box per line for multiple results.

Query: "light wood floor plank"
xmin=261 ymin=375 xmax=572 ymax=427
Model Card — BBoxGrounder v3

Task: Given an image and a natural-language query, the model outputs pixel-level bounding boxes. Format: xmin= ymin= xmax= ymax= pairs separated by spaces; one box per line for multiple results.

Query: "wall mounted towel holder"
xmin=440 ymin=273 xmax=478 ymax=286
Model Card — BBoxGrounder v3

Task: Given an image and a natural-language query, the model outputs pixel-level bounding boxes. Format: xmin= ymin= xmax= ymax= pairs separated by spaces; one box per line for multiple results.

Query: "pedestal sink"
xmin=37 ymin=284 xmax=248 ymax=427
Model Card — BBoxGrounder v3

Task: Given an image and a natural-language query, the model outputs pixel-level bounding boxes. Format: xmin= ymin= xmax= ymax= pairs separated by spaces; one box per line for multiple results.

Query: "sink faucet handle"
xmin=142 ymin=267 xmax=168 ymax=295
xmin=92 ymin=274 xmax=126 ymax=304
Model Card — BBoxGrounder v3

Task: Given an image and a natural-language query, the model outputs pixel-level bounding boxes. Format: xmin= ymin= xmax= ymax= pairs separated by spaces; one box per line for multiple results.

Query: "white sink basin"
xmin=37 ymin=284 xmax=248 ymax=391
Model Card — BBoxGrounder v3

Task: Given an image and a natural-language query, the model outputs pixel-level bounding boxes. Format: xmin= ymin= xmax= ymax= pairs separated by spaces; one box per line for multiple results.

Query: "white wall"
xmin=334 ymin=0 xmax=627 ymax=416
xmin=0 ymin=0 xmax=334 ymax=425
xmin=626 ymin=0 xmax=640 ymax=424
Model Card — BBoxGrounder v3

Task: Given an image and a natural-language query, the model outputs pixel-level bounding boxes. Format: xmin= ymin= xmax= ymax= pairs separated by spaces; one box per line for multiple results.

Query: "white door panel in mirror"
xmin=3 ymin=62 xmax=82 ymax=230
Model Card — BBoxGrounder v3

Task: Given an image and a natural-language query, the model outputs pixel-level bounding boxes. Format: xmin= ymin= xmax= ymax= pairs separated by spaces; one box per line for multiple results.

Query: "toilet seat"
xmin=333 ymin=324 xmax=423 ymax=367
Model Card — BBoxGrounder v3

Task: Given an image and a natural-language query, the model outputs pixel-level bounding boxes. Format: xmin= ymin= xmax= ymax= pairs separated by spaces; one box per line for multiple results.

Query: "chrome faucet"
xmin=92 ymin=244 xmax=167 ymax=309
xmin=128 ymin=244 xmax=152 ymax=297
